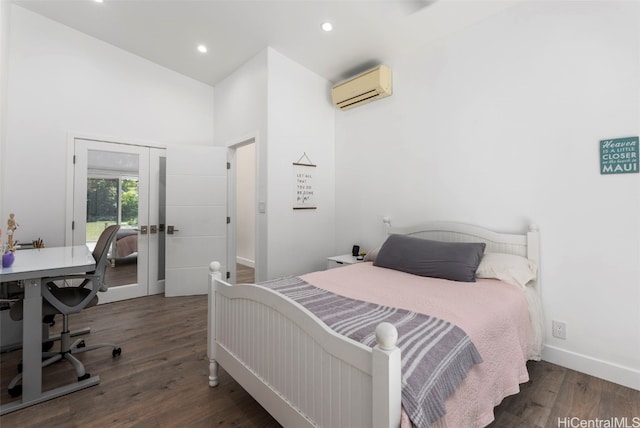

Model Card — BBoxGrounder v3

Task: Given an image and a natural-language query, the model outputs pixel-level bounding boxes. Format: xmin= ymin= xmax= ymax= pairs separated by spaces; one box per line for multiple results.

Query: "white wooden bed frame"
xmin=207 ymin=222 xmax=540 ymax=427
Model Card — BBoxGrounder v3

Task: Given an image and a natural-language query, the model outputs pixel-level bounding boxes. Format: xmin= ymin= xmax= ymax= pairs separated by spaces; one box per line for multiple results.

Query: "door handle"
xmin=140 ymin=225 xmax=148 ymax=235
xmin=167 ymin=225 xmax=180 ymax=235
xmin=150 ymin=225 xmax=157 ymax=234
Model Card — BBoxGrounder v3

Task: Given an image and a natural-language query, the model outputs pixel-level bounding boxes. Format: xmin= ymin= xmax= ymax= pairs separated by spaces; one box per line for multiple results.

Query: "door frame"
xmin=225 ymin=133 xmax=263 ymax=283
xmin=65 ymin=132 xmax=166 ymax=302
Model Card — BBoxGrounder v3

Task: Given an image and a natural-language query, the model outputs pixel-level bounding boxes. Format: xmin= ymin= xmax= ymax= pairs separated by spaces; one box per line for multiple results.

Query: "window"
xmin=86 ymin=177 xmax=138 ymax=242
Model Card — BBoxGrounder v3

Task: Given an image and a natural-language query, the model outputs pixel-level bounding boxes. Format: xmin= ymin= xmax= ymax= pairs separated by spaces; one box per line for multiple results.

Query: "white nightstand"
xmin=326 ymin=254 xmax=364 ymax=270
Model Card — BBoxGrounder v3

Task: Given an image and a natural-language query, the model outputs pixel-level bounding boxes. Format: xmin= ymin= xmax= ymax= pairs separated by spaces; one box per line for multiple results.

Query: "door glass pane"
xmin=86 ymin=178 xmax=118 ymax=238
xmin=87 ymin=150 xmax=139 ymax=289
xmin=158 ymin=156 xmax=166 ymax=281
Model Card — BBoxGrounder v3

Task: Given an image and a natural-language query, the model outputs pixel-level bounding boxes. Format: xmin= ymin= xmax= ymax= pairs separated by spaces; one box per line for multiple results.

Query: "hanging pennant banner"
xmin=599 ymin=136 xmax=638 ymax=175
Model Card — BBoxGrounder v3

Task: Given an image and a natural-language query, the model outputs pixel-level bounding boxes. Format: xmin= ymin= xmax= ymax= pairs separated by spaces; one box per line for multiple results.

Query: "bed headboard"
xmin=387 ymin=221 xmax=544 ymax=360
xmin=388 ymin=221 xmax=540 ymax=268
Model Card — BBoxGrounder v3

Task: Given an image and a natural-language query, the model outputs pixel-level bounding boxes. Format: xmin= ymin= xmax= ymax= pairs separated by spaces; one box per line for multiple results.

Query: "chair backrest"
xmin=93 ymin=224 xmax=121 ymax=290
xmin=38 ymin=224 xmax=122 ymax=316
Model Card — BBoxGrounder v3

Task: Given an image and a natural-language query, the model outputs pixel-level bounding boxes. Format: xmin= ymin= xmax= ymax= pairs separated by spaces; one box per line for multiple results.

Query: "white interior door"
xmin=73 ymin=138 xmax=164 ymax=303
xmin=165 ymin=145 xmax=227 ymax=296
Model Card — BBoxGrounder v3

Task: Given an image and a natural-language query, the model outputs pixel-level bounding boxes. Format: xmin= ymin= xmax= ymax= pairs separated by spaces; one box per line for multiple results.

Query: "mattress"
xmin=300 ymin=262 xmax=533 ymax=427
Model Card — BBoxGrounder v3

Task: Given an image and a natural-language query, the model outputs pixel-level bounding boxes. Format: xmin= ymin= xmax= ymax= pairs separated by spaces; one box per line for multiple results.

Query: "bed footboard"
xmin=207 ymin=262 xmax=402 ymax=428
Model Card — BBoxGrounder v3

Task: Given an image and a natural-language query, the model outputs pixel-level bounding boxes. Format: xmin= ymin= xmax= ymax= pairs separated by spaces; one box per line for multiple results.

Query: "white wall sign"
xmin=293 ymin=154 xmax=316 ymax=209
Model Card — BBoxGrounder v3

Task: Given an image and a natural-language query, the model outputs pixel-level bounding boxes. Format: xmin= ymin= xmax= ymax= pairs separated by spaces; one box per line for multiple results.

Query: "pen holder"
xmin=2 ymin=251 xmax=15 ymax=268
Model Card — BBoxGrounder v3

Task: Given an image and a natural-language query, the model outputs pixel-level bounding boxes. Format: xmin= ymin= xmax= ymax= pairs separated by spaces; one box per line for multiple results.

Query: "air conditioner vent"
xmin=331 ymin=65 xmax=392 ymax=110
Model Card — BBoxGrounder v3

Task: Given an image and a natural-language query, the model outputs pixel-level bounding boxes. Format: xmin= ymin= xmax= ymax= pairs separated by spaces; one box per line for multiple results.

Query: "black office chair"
xmin=8 ymin=225 xmax=123 ymax=397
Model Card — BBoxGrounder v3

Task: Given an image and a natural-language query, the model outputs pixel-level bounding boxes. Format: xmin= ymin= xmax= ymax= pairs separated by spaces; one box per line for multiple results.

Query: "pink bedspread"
xmin=300 ymin=262 xmax=532 ymax=428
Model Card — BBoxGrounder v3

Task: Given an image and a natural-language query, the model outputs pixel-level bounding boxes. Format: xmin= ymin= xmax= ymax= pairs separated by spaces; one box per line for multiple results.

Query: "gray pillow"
xmin=373 ymin=234 xmax=486 ymax=282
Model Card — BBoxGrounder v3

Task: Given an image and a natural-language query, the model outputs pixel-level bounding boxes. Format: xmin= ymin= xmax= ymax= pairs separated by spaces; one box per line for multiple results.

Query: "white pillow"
xmin=476 ymin=253 xmax=537 ymax=289
xmin=363 ymin=245 xmax=381 ymax=262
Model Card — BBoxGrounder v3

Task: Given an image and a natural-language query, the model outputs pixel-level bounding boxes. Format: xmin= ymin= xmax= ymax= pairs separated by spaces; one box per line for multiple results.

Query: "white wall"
xmin=267 ymin=49 xmax=335 ymax=278
xmin=3 ymin=6 xmax=215 ymax=246
xmin=214 ymin=47 xmax=335 ymax=280
xmin=213 ymin=50 xmax=268 ymax=147
xmin=214 ymin=49 xmax=268 ymax=280
xmin=335 ymin=1 xmax=640 ymax=389
xmin=0 ymin=0 xmax=11 ymax=227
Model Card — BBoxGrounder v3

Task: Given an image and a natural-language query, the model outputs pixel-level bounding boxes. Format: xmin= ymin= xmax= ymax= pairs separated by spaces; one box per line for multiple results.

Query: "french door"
xmin=72 ymin=139 xmax=166 ymax=303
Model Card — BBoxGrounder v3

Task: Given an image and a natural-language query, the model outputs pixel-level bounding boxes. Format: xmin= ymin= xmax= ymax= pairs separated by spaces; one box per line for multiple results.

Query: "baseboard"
xmin=236 ymin=257 xmax=255 ymax=268
xmin=542 ymin=344 xmax=640 ymax=391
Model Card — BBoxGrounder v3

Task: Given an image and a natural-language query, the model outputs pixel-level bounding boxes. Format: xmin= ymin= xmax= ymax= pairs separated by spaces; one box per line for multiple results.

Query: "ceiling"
xmin=11 ymin=0 xmax=520 ymax=87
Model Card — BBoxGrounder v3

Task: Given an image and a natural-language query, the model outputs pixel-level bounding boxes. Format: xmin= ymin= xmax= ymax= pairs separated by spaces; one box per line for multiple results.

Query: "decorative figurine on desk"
xmin=6 ymin=213 xmax=19 ymax=252
xmin=2 ymin=250 xmax=15 ymax=267
xmin=2 ymin=225 xmax=15 ymax=267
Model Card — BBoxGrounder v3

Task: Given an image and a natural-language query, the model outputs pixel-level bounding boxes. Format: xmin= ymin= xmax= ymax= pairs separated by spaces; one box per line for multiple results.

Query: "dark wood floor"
xmin=236 ymin=263 xmax=255 ymax=283
xmin=105 ymin=262 xmax=253 ymax=289
xmin=0 ymin=294 xmax=279 ymax=427
xmin=1 ymin=294 xmax=637 ymax=427
xmin=488 ymin=360 xmax=639 ymax=427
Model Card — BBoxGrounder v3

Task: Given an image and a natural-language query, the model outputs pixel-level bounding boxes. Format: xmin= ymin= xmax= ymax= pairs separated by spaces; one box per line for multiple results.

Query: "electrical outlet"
xmin=552 ymin=320 xmax=566 ymax=340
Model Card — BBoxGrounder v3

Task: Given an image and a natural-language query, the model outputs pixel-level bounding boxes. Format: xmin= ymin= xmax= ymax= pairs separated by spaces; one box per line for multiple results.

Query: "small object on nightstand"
xmin=351 ymin=245 xmax=360 ymax=256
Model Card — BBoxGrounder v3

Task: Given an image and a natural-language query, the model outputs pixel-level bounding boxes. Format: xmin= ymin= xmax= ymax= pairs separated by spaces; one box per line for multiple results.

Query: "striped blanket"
xmin=260 ymin=276 xmax=483 ymax=428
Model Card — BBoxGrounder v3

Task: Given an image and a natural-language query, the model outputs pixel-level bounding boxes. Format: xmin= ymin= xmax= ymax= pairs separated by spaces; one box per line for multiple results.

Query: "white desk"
xmin=0 ymin=245 xmax=96 ymax=415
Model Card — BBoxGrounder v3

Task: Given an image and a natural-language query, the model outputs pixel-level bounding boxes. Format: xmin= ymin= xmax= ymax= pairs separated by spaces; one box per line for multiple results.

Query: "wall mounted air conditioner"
xmin=331 ymin=65 xmax=392 ymax=111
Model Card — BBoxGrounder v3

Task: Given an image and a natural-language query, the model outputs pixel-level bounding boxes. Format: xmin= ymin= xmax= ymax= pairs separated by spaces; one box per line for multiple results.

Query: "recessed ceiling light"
xmin=197 ymin=44 xmax=208 ymax=54
xmin=94 ymin=0 xmax=104 ymax=3
xmin=321 ymin=22 xmax=333 ymax=32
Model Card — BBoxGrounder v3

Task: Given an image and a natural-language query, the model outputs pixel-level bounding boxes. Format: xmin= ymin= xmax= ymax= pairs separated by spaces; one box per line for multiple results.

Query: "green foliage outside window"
xmin=86 ymin=177 xmax=138 ymax=241
xmin=121 ymin=179 xmax=138 ymax=225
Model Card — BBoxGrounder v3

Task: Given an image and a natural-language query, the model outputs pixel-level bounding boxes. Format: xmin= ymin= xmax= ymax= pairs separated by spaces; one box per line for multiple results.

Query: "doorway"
xmin=235 ymin=143 xmax=256 ymax=283
xmin=228 ymin=139 xmax=256 ymax=284
xmin=72 ymin=138 xmax=166 ymax=303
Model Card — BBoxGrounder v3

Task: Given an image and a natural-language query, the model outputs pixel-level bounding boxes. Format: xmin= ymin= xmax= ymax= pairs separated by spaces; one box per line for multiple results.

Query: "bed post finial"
xmin=208 ymin=260 xmax=221 ymax=388
xmin=375 ymin=322 xmax=398 ymax=350
xmin=209 ymin=261 xmax=221 ymax=273
xmin=372 ymin=322 xmax=401 ymax=427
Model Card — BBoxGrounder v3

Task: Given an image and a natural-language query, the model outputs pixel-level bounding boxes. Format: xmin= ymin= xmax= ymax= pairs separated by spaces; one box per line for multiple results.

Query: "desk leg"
xmin=0 ymin=277 xmax=101 ymax=416
xmin=0 ymin=277 xmax=101 ymax=415
xmin=22 ymin=278 xmax=43 ymax=400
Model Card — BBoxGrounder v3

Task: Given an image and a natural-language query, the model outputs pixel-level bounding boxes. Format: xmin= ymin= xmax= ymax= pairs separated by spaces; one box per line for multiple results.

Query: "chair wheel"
xmin=77 ymin=340 xmax=86 ymax=348
xmin=78 ymin=373 xmax=91 ymax=381
xmin=8 ymin=385 xmax=22 ymax=397
xmin=43 ymin=314 xmax=55 ymax=326
xmin=112 ymin=347 xmax=122 ymax=357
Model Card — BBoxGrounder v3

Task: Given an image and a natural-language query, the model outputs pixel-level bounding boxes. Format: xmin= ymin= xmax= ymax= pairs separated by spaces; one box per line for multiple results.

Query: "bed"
xmin=113 ymin=229 xmax=138 ymax=259
xmin=207 ymin=222 xmax=543 ymax=427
